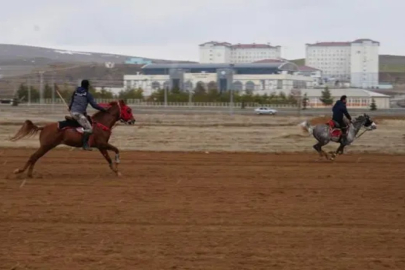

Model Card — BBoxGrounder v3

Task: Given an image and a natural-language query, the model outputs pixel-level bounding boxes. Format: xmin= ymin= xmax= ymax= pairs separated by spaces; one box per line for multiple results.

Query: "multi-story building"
xmin=199 ymin=41 xmax=282 ymax=64
xmin=295 ymin=65 xmax=323 ymax=87
xmin=350 ymin=39 xmax=379 ymax=89
xmin=123 ymin=62 xmax=313 ymax=97
xmin=305 ymin=39 xmax=379 ymax=88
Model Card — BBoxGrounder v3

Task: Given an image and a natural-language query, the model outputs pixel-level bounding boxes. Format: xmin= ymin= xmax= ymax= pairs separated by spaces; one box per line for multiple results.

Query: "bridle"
xmin=91 ymin=101 xmax=123 ymax=131
xmin=351 ymin=116 xmax=373 ymax=139
xmin=115 ymin=101 xmax=122 ymax=121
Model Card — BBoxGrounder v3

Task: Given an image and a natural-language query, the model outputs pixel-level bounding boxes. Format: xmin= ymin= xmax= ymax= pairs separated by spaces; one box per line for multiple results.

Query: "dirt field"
xmin=1 ymin=149 xmax=404 ymax=270
xmin=1 ymin=113 xmax=405 ymax=153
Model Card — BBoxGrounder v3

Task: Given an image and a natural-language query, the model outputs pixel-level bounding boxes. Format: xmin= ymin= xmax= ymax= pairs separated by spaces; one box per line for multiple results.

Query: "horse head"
xmin=353 ymin=113 xmax=377 ymax=130
xmin=104 ymin=100 xmax=136 ymax=125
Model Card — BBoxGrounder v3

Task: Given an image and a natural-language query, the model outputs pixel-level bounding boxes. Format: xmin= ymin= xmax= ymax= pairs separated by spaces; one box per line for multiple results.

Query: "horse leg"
xmin=98 ymin=149 xmax=119 ymax=175
xmin=330 ymin=143 xmax=345 ymax=160
xmin=313 ymin=143 xmax=325 ymax=160
xmin=337 ymin=143 xmax=345 ymax=155
xmin=98 ymin=143 xmax=121 ymax=176
xmin=15 ymin=145 xmax=54 ymax=178
xmin=313 ymin=142 xmax=330 ymax=161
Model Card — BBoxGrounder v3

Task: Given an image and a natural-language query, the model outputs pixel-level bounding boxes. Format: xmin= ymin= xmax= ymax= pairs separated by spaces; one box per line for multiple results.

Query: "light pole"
xmin=51 ymin=72 xmax=55 ymax=112
xmin=39 ymin=71 xmax=44 ymax=104
xmin=27 ymin=76 xmax=31 ymax=106
xmin=164 ymin=85 xmax=168 ymax=107
xmin=229 ymin=64 xmax=235 ymax=115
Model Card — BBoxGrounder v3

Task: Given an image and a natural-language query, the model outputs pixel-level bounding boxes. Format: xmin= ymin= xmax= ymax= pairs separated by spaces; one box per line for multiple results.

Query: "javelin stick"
xmin=55 ymin=89 xmax=69 ymax=111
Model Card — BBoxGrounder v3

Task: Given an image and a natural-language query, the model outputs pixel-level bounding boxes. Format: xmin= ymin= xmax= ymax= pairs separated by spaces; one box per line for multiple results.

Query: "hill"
xmin=0 ymin=44 xmax=194 ymax=65
xmin=291 ymin=55 xmax=405 ymax=73
xmin=0 ymin=63 xmax=145 ymax=98
xmin=0 ymin=44 xmax=197 ymax=98
xmin=0 ymin=44 xmax=196 ymax=78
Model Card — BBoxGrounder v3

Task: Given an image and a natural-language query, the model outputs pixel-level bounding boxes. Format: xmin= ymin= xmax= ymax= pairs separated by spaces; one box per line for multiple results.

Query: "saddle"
xmin=58 ymin=115 xmax=93 ymax=133
xmin=327 ymin=120 xmax=347 ymax=139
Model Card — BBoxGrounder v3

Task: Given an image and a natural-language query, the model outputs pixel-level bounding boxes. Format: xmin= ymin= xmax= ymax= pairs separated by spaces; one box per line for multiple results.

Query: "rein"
xmin=355 ymin=129 xmax=368 ymax=139
xmin=91 ymin=101 xmax=122 ymax=132
xmin=351 ymin=117 xmax=371 ymax=139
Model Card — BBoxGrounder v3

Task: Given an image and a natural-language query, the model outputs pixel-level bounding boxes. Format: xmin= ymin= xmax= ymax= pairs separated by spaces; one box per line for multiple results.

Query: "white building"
xmin=350 ymin=39 xmax=379 ymax=89
xmin=199 ymin=41 xmax=282 ymax=64
xmin=300 ymin=88 xmax=390 ymax=109
xmin=123 ymin=62 xmax=313 ymax=97
xmin=94 ymin=87 xmax=123 ymax=96
xmin=295 ymin=65 xmax=323 ymax=87
xmin=305 ymin=39 xmax=379 ymax=88
xmin=254 ymin=59 xmax=323 ymax=88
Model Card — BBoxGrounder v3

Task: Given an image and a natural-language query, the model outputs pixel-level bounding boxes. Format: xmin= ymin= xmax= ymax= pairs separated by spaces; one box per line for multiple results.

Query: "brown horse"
xmin=10 ymin=100 xmax=135 ymax=178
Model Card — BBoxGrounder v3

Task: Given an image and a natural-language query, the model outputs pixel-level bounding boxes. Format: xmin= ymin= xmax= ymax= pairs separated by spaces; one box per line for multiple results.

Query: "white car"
xmin=254 ymin=107 xmax=277 ymax=115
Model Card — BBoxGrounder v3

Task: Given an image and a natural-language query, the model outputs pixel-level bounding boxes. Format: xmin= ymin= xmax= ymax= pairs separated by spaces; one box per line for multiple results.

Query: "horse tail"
xmin=9 ymin=120 xmax=44 ymax=142
xmin=299 ymin=120 xmax=313 ymax=135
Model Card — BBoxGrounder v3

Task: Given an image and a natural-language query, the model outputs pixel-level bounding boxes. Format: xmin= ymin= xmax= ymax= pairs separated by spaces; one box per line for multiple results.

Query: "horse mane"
xmin=92 ymin=101 xmax=119 ymax=118
xmin=352 ymin=114 xmax=368 ymax=124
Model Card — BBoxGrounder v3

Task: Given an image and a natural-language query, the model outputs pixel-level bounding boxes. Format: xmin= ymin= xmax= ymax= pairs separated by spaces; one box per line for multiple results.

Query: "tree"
xmin=43 ymin=83 xmax=53 ymax=99
xmin=193 ymin=84 xmax=207 ymax=102
xmin=119 ymin=88 xmax=144 ymax=101
xmin=147 ymin=89 xmax=164 ymax=102
xmin=93 ymin=87 xmax=114 ymax=99
xmin=370 ymin=98 xmax=377 ymax=110
xmin=302 ymin=93 xmax=309 ymax=110
xmin=169 ymin=88 xmax=189 ymax=102
xmin=287 ymin=93 xmax=298 ymax=105
xmin=16 ymin=83 xmax=40 ymax=102
xmin=320 ymin=86 xmax=333 ymax=105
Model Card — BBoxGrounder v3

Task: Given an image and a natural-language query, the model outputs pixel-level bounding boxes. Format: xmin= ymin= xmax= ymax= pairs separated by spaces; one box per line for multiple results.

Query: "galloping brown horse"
xmin=10 ymin=100 xmax=135 ymax=178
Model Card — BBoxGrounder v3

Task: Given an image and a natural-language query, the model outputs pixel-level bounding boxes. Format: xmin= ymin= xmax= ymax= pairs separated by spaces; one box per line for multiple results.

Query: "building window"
xmin=151 ymin=81 xmax=161 ymax=90
xmin=232 ymin=81 xmax=243 ymax=91
xmin=245 ymin=81 xmax=255 ymax=91
xmin=277 ymin=80 xmax=283 ymax=89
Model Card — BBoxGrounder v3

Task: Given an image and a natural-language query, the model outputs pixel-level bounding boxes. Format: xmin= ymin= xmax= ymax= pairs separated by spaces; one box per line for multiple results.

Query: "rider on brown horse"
xmin=332 ymin=95 xmax=352 ymax=142
xmin=68 ymin=79 xmax=107 ymax=150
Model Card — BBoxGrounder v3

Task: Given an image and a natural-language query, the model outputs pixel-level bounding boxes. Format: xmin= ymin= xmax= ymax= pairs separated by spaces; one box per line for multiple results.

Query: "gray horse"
xmin=300 ymin=114 xmax=377 ymax=160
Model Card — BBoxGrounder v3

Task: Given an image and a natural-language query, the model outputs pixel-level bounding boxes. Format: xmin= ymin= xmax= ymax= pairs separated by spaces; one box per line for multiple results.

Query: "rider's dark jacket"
xmin=69 ymin=87 xmax=106 ymax=114
xmin=332 ymin=100 xmax=351 ymax=124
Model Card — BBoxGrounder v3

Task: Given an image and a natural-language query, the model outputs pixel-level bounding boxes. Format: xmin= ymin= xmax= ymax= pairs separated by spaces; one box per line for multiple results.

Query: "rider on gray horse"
xmin=332 ymin=95 xmax=352 ymax=141
xmin=68 ymin=80 xmax=107 ymax=150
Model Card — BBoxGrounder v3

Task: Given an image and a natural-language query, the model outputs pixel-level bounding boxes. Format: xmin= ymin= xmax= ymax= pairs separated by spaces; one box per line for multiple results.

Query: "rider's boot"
xmin=340 ymin=128 xmax=347 ymax=144
xmin=82 ymin=132 xmax=92 ymax=151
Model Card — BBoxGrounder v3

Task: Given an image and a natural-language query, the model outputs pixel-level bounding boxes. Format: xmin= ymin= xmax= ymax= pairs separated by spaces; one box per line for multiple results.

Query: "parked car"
xmin=254 ymin=107 xmax=277 ymax=115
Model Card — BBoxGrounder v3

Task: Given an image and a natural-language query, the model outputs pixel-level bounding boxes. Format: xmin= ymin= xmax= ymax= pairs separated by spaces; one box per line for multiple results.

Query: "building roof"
xmin=199 ymin=41 xmax=232 ymax=47
xmin=253 ymin=58 xmax=285 ymax=63
xmin=232 ymin=44 xmax=280 ymax=49
xmin=306 ymin=42 xmax=351 ymax=47
xmin=142 ymin=62 xmax=298 ymax=71
xmin=307 ymin=38 xmax=380 ymax=47
xmin=352 ymin=39 xmax=380 ymax=45
xmin=199 ymin=41 xmax=280 ymax=48
xmin=298 ymin=65 xmax=320 ymax=71
xmin=300 ymin=88 xmax=390 ymax=98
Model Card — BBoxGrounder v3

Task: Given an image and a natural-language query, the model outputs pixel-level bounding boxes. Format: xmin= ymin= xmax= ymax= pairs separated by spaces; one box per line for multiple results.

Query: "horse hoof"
xmin=14 ymin=169 xmax=21 ymax=174
xmin=116 ymin=172 xmax=122 ymax=177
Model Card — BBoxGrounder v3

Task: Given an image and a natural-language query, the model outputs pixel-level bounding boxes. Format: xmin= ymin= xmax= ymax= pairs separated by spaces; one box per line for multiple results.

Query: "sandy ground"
xmin=1 ymin=108 xmax=405 ymax=269
xmin=1 ymin=112 xmax=405 ymax=154
xmin=0 ymin=149 xmax=404 ymax=270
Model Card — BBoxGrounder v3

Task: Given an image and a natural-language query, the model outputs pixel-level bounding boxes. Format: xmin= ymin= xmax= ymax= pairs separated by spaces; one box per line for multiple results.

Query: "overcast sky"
xmin=0 ymin=0 xmax=403 ymax=61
